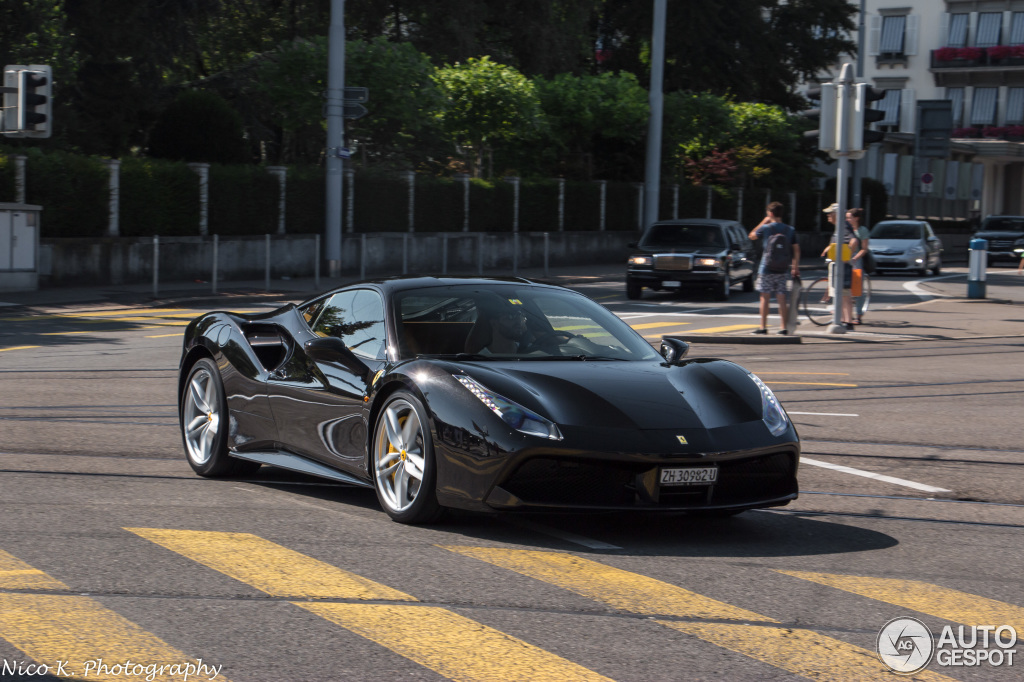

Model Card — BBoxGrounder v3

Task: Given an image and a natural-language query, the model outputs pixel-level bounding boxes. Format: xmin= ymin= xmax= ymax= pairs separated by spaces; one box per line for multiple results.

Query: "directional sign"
xmin=343 ymin=102 xmax=368 ymax=120
xmin=344 ymin=87 xmax=369 ymax=103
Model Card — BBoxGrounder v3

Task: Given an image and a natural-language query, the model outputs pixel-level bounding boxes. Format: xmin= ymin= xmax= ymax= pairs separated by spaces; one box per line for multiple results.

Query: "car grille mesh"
xmin=499 ymin=452 xmax=796 ymax=508
xmin=654 ymin=255 xmax=692 ymax=271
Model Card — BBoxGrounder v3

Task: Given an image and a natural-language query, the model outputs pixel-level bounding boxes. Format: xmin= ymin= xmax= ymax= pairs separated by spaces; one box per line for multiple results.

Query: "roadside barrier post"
xmin=212 ymin=234 xmax=218 ymax=294
xmin=968 ymin=238 xmax=988 ymax=299
xmin=152 ymin=236 xmax=159 ymax=298
xmin=265 ymin=234 xmax=271 ymax=292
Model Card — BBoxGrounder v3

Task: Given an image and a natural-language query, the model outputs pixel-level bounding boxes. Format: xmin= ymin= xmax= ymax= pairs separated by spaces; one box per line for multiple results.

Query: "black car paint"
xmin=179 ymin=277 xmax=799 ymax=514
xmin=974 ymin=216 xmax=1024 ymax=263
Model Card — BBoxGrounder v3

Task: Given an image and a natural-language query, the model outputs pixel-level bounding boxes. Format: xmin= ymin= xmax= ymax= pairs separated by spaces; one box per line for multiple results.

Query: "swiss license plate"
xmin=662 ymin=280 xmax=681 ymax=287
xmin=660 ymin=466 xmax=718 ymax=486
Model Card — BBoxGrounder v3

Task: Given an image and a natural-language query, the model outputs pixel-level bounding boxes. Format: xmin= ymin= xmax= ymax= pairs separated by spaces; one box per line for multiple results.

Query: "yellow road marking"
xmin=146 ymin=333 xmax=183 ymax=338
xmin=40 ymin=330 xmax=96 ymax=335
xmin=0 ymin=594 xmax=230 ymax=681
xmin=127 ymin=528 xmax=415 ymax=600
xmin=662 ymin=621 xmax=954 ymax=682
xmin=0 ymin=345 xmax=39 ymax=352
xmin=778 ymin=571 xmax=1024 ymax=633
xmin=630 ymin=321 xmax=691 ymax=330
xmin=752 ymin=372 xmax=850 ymax=376
xmin=440 ymin=546 xmax=770 ymax=622
xmin=303 ymin=603 xmax=611 ymax=682
xmin=444 ymin=548 xmax=959 ymax=681
xmin=642 ymin=327 xmax=695 ymax=339
xmin=765 ymin=381 xmax=858 ymax=387
xmin=0 ymin=550 xmax=67 ymax=590
xmin=688 ymin=324 xmax=761 ymax=333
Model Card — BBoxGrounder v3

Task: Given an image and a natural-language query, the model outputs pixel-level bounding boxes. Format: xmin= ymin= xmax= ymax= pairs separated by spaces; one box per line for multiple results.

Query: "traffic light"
xmin=2 ymin=64 xmax=51 ymax=138
xmin=802 ymin=83 xmax=837 ymax=152
xmin=851 ymin=83 xmax=885 ymax=151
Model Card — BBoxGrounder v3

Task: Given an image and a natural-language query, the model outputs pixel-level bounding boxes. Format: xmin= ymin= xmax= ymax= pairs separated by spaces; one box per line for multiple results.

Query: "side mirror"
xmin=304 ymin=337 xmax=371 ymax=382
xmin=627 ymin=241 xmax=638 ymax=249
xmin=659 ymin=337 xmax=690 ymax=366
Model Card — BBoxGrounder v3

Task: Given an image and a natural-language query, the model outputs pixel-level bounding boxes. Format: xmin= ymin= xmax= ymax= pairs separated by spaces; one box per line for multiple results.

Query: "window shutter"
xmin=906 ymin=15 xmax=919 ymax=55
xmin=868 ymin=15 xmax=883 ymax=56
xmin=941 ymin=13 xmax=950 ymax=46
xmin=900 ymin=88 xmax=916 ymax=133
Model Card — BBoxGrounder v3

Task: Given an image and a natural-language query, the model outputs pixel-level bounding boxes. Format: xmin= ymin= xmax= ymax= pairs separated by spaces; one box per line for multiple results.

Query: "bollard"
xmin=967 ymin=238 xmax=988 ymax=299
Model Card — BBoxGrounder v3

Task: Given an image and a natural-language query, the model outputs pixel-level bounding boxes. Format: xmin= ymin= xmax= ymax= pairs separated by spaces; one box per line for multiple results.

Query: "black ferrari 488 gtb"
xmin=178 ymin=277 xmax=799 ymax=523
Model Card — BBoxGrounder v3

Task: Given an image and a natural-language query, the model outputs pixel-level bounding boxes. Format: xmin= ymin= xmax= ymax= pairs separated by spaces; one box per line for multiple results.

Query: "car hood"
xmin=635 ymin=246 xmax=726 ymax=256
xmin=459 ymin=359 xmax=762 ymax=430
xmin=975 ymin=230 xmax=1024 ymax=239
xmin=869 ymin=239 xmax=924 ymax=250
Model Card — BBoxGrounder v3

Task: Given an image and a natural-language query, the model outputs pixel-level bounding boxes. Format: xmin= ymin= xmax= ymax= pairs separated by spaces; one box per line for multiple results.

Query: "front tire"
xmin=626 ymin=280 xmax=643 ymax=300
xmin=180 ymin=358 xmax=260 ymax=477
xmin=714 ymin=274 xmax=731 ymax=301
xmin=372 ymin=391 xmax=443 ymax=524
xmin=932 ymin=259 xmax=942 ymax=276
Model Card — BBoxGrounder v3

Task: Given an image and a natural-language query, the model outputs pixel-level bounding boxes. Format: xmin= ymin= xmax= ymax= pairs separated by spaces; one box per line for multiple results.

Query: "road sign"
xmin=343 ymin=87 xmax=368 ymax=103
xmin=343 ymin=102 xmax=367 ymax=120
xmin=921 ymin=172 xmax=934 ymax=193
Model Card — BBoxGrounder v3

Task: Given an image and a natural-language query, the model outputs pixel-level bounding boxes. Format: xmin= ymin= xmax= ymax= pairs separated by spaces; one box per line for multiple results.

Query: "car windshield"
xmin=981 ymin=217 xmax=1024 ymax=231
xmin=871 ymin=223 xmax=923 ymax=240
xmin=640 ymin=224 xmax=725 ymax=249
xmin=395 ymin=284 xmax=660 ymax=361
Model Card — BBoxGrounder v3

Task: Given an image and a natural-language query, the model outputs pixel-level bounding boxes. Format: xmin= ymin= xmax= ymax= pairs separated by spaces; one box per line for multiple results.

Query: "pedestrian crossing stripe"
xmin=0 ymin=551 xmax=230 ymax=682
xmin=127 ymin=529 xmax=612 ymax=681
xmin=778 ymin=570 xmax=1024 ymax=634
xmin=440 ymin=546 xmax=958 ymax=681
xmin=126 ymin=528 xmax=416 ymax=601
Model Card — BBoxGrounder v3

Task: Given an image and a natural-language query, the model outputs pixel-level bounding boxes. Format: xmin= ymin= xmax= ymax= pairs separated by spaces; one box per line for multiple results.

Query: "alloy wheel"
xmin=374 ymin=398 xmax=426 ymax=513
xmin=183 ymin=367 xmax=220 ymax=466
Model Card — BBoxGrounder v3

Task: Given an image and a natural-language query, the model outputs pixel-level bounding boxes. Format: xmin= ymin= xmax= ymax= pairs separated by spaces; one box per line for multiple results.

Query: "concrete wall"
xmin=39 ymin=231 xmax=641 ymax=287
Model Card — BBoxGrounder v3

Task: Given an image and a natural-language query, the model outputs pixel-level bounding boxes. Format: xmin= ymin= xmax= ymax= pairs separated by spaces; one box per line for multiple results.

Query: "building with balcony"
xmin=816 ymin=0 xmax=1024 ymax=220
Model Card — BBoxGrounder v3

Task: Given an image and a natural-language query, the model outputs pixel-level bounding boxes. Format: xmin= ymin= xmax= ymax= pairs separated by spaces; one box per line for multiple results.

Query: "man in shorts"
xmin=748 ymin=201 xmax=800 ymax=334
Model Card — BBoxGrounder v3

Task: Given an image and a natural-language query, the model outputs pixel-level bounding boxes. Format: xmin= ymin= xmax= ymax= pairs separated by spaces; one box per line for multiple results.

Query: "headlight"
xmin=629 ymin=256 xmax=653 ymax=266
xmin=748 ymin=372 xmax=789 ymax=437
xmin=695 ymin=257 xmax=720 ymax=267
xmin=454 ymin=375 xmax=563 ymax=440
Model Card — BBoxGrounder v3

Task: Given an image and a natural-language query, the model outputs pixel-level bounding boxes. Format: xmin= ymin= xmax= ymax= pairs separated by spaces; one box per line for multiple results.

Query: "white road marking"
xmin=789 ymin=411 xmax=859 ymax=417
xmin=801 ymin=456 xmax=950 ymax=493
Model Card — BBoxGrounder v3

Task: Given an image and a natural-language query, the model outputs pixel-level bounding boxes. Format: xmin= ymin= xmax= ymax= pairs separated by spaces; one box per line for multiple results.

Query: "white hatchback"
xmin=868 ymin=220 xmax=943 ymax=276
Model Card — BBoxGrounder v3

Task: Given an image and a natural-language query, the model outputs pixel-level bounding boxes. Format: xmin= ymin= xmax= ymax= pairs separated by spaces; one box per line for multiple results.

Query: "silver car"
xmin=868 ymin=220 xmax=943 ymax=276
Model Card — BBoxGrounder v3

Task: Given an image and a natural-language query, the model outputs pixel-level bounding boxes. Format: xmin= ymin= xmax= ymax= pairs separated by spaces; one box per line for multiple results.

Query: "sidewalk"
xmin=1 ymin=262 xmax=1021 ymax=344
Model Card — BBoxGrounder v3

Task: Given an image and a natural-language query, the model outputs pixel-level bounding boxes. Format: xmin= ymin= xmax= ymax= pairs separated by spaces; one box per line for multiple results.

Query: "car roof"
xmin=310 ymin=275 xmax=568 ymax=301
xmin=649 ymin=219 xmax=740 ymax=227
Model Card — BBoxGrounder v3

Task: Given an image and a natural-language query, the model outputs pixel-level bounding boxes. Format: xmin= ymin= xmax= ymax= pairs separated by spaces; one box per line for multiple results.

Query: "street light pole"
xmin=852 ymin=0 xmax=866 ymax=210
xmin=829 ymin=63 xmax=854 ymax=334
xmin=325 ymin=0 xmax=346 ymax=277
xmin=643 ymin=0 xmax=667 ymax=229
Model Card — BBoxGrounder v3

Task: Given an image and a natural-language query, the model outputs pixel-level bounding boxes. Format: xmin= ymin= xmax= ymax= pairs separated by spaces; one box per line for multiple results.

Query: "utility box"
xmin=0 ymin=202 xmax=42 ymax=291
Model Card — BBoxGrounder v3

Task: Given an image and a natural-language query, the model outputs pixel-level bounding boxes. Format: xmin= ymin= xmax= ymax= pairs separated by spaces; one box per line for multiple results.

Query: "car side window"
xmin=312 ymin=289 xmax=386 ymax=359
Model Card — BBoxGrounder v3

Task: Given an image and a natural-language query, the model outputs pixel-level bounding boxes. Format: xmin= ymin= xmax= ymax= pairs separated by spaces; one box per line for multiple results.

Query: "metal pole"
xmin=105 ymin=159 xmax=121 ymax=237
xmin=212 ymin=234 xmax=219 ymax=295
xmin=513 ymin=232 xmax=518 ymax=275
xmin=325 ymin=0 xmax=346 ymax=276
xmin=557 ymin=178 xmax=565 ymax=231
xmin=360 ymin=233 xmax=366 ymax=280
xmin=852 ymin=0 xmax=867 ymax=209
xmin=705 ymin=187 xmax=712 ymax=218
xmin=152 ymin=236 xmax=159 ymax=298
xmin=737 ymin=188 xmax=744 ymax=224
xmin=672 ymin=184 xmax=679 ymax=219
xmin=402 ymin=233 xmax=408 ymax=275
xmin=636 ymin=183 xmax=645 ymax=230
xmin=442 ymin=233 xmax=448 ymax=275
xmin=407 ymin=170 xmax=415 ymax=232
xmin=345 ymin=168 xmax=355 ymax=233
xmin=643 ymin=0 xmax=667 ymax=229
xmin=598 ymin=181 xmax=607 ymax=231
xmin=14 ymin=155 xmax=26 ymax=204
xmin=188 ymin=163 xmax=209 ymax=237
xmin=460 ymin=173 xmax=470 ymax=232
xmin=265 ymin=234 xmax=271 ymax=292
xmin=829 ymin=64 xmax=854 ymax=334
xmin=478 ymin=233 xmax=484 ymax=275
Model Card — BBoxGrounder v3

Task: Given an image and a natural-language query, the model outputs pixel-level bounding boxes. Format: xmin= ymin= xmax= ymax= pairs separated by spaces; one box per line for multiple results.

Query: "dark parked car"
xmin=178 ymin=277 xmax=800 ymax=524
xmin=974 ymin=215 xmax=1024 ymax=264
xmin=625 ymin=219 xmax=756 ymax=300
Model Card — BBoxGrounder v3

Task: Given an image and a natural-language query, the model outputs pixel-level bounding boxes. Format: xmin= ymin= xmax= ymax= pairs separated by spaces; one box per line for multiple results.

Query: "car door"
xmin=268 ymin=288 xmax=387 ymax=471
xmin=726 ymin=224 xmax=755 ymax=280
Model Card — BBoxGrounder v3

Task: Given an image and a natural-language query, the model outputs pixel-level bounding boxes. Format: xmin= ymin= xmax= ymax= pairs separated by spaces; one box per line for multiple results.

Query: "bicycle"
xmin=800 ymin=263 xmax=871 ymax=326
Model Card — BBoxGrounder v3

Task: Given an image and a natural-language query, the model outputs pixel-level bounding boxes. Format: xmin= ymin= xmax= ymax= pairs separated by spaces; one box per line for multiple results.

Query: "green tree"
xmin=533 ymin=71 xmax=648 ymax=179
xmin=432 ymin=57 xmax=542 ymax=177
xmin=147 ymin=90 xmax=249 ymax=164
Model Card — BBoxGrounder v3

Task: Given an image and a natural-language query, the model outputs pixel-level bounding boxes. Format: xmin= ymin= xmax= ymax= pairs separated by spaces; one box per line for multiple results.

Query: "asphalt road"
xmin=0 ymin=274 xmax=1022 ymax=681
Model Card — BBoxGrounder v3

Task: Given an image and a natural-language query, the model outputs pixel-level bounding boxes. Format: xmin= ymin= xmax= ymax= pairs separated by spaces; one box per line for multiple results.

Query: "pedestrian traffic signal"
xmin=851 ymin=83 xmax=885 ymax=151
xmin=2 ymin=64 xmax=51 ymax=138
xmin=802 ymin=84 xmax=837 ymax=153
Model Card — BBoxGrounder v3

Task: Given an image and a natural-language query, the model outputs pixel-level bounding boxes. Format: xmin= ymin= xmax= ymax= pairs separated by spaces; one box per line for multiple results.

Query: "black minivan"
xmin=625 ymin=219 xmax=756 ymax=300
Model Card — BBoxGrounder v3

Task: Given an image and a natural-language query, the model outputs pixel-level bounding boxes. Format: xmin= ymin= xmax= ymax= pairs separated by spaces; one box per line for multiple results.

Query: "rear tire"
xmin=742 ymin=274 xmax=754 ymax=292
xmin=714 ymin=275 xmax=731 ymax=301
xmin=180 ymin=358 xmax=261 ymax=477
